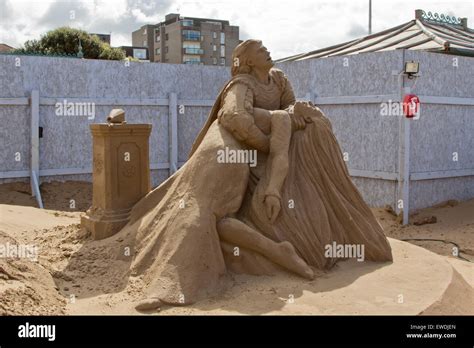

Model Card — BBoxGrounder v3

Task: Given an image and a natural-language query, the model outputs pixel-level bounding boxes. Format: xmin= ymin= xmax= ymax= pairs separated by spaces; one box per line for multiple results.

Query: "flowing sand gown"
xmin=235 ymin=70 xmax=393 ymax=270
xmin=118 ymin=68 xmax=392 ymax=305
xmin=120 ymin=120 xmax=249 ymax=305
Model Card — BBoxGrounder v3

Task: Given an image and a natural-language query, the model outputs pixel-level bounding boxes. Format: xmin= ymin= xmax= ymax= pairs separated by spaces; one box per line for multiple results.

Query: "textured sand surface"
xmin=0 ymin=181 xmax=472 ymax=315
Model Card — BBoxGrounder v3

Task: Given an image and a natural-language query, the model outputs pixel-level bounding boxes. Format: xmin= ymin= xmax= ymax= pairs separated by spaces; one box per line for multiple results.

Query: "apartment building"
xmin=132 ymin=13 xmax=240 ymax=65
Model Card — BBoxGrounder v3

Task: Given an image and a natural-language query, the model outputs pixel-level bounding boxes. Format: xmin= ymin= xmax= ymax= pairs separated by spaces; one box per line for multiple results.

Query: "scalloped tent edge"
xmin=276 ymin=9 xmax=474 ymax=62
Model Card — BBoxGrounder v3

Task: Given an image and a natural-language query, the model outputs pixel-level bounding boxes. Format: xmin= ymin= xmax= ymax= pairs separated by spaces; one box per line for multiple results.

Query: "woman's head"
xmin=231 ymin=39 xmax=273 ymax=76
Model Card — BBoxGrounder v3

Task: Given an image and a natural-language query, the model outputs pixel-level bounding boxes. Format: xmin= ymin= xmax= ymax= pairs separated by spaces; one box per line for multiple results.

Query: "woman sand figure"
xmin=116 ymin=40 xmax=392 ymax=311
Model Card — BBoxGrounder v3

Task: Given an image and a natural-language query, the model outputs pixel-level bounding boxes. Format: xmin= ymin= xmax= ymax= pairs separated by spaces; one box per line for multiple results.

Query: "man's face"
xmin=248 ymin=43 xmax=274 ymax=70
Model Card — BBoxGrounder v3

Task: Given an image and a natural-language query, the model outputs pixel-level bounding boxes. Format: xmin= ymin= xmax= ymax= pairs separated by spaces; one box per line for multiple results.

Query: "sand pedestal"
xmin=81 ymin=123 xmax=152 ymax=240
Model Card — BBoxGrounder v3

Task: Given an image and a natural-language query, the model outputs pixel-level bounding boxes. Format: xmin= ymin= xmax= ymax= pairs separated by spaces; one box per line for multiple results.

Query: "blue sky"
xmin=1 ymin=0 xmax=473 ymax=59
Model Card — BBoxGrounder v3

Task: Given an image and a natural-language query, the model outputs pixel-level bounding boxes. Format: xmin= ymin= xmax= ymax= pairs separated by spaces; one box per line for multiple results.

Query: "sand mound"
xmin=41 ymin=224 xmax=141 ymax=301
xmin=375 ymin=199 xmax=474 ymax=262
xmin=0 ymin=232 xmax=66 ymax=315
xmin=0 ymin=181 xmax=92 ymax=211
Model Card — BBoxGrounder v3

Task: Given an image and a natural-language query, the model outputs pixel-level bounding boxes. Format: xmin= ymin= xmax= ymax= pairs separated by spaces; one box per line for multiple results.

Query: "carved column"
xmin=81 ymin=121 xmax=152 ymax=240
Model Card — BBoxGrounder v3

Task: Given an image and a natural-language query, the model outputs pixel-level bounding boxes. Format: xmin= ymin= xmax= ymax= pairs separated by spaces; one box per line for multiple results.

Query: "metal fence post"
xmin=396 ymin=53 xmax=410 ymax=225
xmin=30 ymin=90 xmax=43 ymax=208
xmin=401 ymin=114 xmax=411 ymax=225
xmin=168 ymin=92 xmax=178 ymax=176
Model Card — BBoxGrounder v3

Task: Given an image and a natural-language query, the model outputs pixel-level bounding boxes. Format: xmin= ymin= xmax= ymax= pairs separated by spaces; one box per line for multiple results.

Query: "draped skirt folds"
xmin=119 ymin=121 xmax=250 ymax=305
xmin=244 ymin=112 xmax=393 ymax=270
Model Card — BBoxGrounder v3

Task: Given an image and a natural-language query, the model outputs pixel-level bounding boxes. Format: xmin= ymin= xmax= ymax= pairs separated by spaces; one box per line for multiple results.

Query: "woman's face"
xmin=248 ymin=42 xmax=273 ymax=70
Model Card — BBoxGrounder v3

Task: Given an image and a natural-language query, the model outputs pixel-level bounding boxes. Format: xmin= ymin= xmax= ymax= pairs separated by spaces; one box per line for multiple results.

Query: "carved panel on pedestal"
xmin=117 ymin=142 xmax=141 ymax=207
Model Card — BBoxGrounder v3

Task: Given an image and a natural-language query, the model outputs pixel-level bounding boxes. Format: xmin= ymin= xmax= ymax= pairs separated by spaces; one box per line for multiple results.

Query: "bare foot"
xmin=279 ymin=241 xmax=315 ymax=280
xmin=135 ymin=297 xmax=162 ymax=312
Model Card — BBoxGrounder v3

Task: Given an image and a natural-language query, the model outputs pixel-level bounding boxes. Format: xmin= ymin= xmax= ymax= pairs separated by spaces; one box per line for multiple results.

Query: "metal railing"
xmin=183 ymin=60 xmax=202 ymax=64
xmin=183 ymin=47 xmax=204 ymax=55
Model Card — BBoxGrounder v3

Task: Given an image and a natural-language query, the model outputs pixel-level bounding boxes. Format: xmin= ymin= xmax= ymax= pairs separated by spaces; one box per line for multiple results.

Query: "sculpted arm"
xmin=279 ymin=72 xmax=296 ymax=110
xmin=217 ymin=81 xmax=291 ymax=223
xmin=217 ymin=83 xmax=270 ymax=153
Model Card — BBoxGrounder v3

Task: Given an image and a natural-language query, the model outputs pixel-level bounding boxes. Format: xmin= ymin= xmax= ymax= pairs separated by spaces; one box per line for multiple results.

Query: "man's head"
xmin=231 ymin=39 xmax=273 ymax=76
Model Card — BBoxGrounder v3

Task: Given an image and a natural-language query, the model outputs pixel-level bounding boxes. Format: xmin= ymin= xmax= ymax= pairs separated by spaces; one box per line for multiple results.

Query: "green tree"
xmin=14 ymin=27 xmax=125 ymax=60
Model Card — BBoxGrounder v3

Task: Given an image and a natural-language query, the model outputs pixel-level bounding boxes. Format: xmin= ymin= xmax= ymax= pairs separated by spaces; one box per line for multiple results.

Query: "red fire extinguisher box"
xmin=403 ymin=94 xmax=420 ymax=118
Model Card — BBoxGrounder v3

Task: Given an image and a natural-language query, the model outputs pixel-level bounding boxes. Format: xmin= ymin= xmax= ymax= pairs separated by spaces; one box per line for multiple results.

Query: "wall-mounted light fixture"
xmin=404 ymin=61 xmax=419 ymax=79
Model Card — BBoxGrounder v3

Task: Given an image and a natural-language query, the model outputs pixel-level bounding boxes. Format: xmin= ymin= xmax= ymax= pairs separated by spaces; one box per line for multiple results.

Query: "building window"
xmin=143 ymin=28 xmax=147 ymax=35
xmin=183 ymin=43 xmax=203 ymax=54
xmin=183 ymin=57 xmax=201 ymax=64
xmin=220 ymin=32 xmax=225 ymax=44
xmin=133 ymin=48 xmax=147 ymax=60
xmin=165 ymin=46 xmax=169 ymax=53
xmin=143 ymin=40 xmax=146 ymax=47
xmin=183 ymin=43 xmax=200 ymax=48
xmin=165 ymin=33 xmax=169 ymax=41
xmin=220 ymin=58 xmax=225 ymax=66
xmin=155 ymin=34 xmax=160 ymax=42
xmin=220 ymin=45 xmax=225 ymax=57
xmin=212 ymin=57 xmax=217 ymax=65
xmin=155 ymin=48 xmax=160 ymax=55
xmin=213 ymin=45 xmax=217 ymax=52
xmin=213 ymin=31 xmax=217 ymax=39
xmin=182 ymin=30 xmax=200 ymax=41
xmin=184 ymin=48 xmax=202 ymax=54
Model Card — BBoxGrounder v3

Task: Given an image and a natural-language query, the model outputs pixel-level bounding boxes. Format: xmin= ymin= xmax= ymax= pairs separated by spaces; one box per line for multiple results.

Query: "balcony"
xmin=181 ymin=23 xmax=199 ymax=31
xmin=182 ymin=34 xmax=200 ymax=41
xmin=182 ymin=30 xmax=201 ymax=41
xmin=183 ymin=47 xmax=204 ymax=55
xmin=181 ymin=20 xmax=196 ymax=28
xmin=184 ymin=60 xmax=202 ymax=65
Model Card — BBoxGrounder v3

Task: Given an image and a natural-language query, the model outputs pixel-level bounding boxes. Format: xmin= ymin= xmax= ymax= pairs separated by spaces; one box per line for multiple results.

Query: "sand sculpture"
xmin=81 ymin=109 xmax=151 ymax=240
xmin=101 ymin=40 xmax=393 ymax=311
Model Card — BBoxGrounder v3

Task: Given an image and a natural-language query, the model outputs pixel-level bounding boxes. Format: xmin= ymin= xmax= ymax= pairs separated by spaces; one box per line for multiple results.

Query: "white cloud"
xmin=0 ymin=0 xmax=472 ymax=58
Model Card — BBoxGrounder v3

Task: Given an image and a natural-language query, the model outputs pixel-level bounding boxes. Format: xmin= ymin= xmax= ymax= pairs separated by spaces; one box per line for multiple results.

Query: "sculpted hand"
xmin=264 ymin=195 xmax=281 ymax=224
xmin=291 ymin=110 xmax=306 ymax=130
xmin=292 ymin=101 xmax=321 ymax=130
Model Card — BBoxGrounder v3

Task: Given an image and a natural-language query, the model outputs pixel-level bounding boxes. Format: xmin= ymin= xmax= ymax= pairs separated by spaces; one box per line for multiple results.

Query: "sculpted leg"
xmin=220 ymin=240 xmax=281 ymax=276
xmin=217 ymin=217 xmax=314 ymax=279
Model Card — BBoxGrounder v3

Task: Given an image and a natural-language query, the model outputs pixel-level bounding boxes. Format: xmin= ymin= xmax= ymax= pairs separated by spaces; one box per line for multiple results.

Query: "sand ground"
xmin=0 ymin=181 xmax=472 ymax=315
